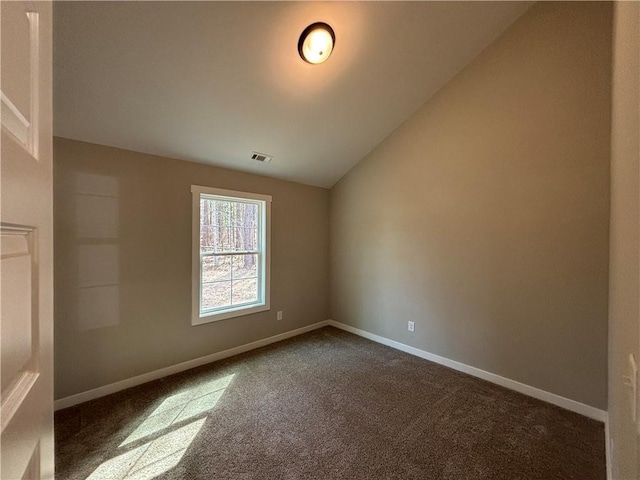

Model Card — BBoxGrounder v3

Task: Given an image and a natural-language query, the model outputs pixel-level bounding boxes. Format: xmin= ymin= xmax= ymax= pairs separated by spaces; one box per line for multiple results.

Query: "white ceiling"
xmin=53 ymin=1 xmax=532 ymax=188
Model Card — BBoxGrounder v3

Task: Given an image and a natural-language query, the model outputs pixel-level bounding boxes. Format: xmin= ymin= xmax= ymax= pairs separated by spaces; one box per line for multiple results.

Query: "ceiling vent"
xmin=251 ymin=151 xmax=273 ymax=163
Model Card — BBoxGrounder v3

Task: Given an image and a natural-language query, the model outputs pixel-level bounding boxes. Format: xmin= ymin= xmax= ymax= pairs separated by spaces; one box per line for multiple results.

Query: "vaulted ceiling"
xmin=53 ymin=1 xmax=532 ymax=188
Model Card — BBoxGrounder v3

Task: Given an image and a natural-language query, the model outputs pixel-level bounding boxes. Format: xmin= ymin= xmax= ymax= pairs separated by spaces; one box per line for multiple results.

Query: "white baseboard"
xmin=56 ymin=318 xmax=607 ymax=425
xmin=54 ymin=320 xmax=331 ymax=411
xmin=327 ymin=320 xmax=607 ymax=422
xmin=605 ymin=413 xmax=612 ymax=480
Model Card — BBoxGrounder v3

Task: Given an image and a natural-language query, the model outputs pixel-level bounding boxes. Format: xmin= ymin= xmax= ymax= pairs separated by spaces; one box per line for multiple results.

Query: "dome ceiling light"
xmin=298 ymin=22 xmax=335 ymax=65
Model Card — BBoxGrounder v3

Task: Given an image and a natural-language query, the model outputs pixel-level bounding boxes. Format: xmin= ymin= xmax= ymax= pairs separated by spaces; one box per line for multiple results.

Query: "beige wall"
xmin=54 ymin=138 xmax=329 ymax=399
xmin=609 ymin=1 xmax=640 ymax=478
xmin=330 ymin=2 xmax=611 ymax=409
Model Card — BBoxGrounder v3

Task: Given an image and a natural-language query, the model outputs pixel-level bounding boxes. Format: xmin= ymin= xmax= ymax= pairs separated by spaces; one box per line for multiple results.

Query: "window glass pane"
xmin=232 ymin=254 xmax=258 ymax=279
xmin=201 ymin=226 xmax=233 ymax=253
xmin=232 ymin=203 xmax=258 ymax=228
xmin=200 ymin=199 xmax=232 ymax=227
xmin=202 ymin=281 xmax=231 ymax=310
xmin=231 ymin=228 xmax=258 ymax=252
xmin=220 ymin=227 xmax=235 ymax=253
xmin=201 ymin=199 xmax=259 ymax=253
xmin=232 ymin=278 xmax=258 ymax=305
xmin=202 ymin=256 xmax=231 ymax=283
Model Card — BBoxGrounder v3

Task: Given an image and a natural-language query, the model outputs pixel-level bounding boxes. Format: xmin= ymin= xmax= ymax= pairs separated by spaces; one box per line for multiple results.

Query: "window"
xmin=191 ymin=185 xmax=271 ymax=325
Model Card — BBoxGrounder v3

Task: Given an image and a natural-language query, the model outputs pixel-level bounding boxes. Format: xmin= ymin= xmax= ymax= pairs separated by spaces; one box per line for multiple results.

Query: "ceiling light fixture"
xmin=298 ymin=22 xmax=335 ymax=65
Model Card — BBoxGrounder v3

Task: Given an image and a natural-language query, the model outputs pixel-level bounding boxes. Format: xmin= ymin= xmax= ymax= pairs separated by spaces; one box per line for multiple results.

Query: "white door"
xmin=1 ymin=0 xmax=54 ymax=479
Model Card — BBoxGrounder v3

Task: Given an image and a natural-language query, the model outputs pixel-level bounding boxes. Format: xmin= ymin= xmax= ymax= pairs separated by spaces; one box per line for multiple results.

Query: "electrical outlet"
xmin=277 ymin=311 xmax=283 ymax=321
xmin=408 ymin=321 xmax=415 ymax=332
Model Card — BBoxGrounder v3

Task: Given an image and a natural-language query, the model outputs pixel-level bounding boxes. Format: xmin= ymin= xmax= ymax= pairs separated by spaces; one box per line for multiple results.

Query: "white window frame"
xmin=191 ymin=185 xmax=271 ymax=325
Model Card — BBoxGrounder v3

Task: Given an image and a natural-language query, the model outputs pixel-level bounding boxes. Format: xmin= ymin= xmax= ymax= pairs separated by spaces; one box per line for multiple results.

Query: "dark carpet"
xmin=55 ymin=327 xmax=605 ymax=480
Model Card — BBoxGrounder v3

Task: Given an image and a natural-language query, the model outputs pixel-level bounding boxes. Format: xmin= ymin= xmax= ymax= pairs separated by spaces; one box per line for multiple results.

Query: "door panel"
xmin=1 ymin=229 xmax=34 ymax=394
xmin=1 ymin=1 xmax=53 ymax=479
xmin=1 ymin=225 xmax=39 ymax=429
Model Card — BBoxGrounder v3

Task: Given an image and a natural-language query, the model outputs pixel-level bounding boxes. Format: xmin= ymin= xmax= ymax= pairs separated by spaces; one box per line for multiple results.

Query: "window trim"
xmin=191 ymin=185 xmax=271 ymax=325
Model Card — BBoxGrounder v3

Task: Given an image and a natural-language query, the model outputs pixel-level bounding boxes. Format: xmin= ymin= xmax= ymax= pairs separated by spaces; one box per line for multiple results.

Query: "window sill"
xmin=192 ymin=303 xmax=269 ymax=325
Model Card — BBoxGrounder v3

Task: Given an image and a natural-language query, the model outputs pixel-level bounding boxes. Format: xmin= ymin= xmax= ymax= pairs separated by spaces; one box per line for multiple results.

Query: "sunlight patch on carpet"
xmin=87 ymin=419 xmax=206 ymax=480
xmin=121 ymin=373 xmax=235 ymax=447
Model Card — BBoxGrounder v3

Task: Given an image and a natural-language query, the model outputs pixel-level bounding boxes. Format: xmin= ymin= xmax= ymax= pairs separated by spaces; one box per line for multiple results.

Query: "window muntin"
xmin=192 ymin=186 xmax=270 ymax=324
